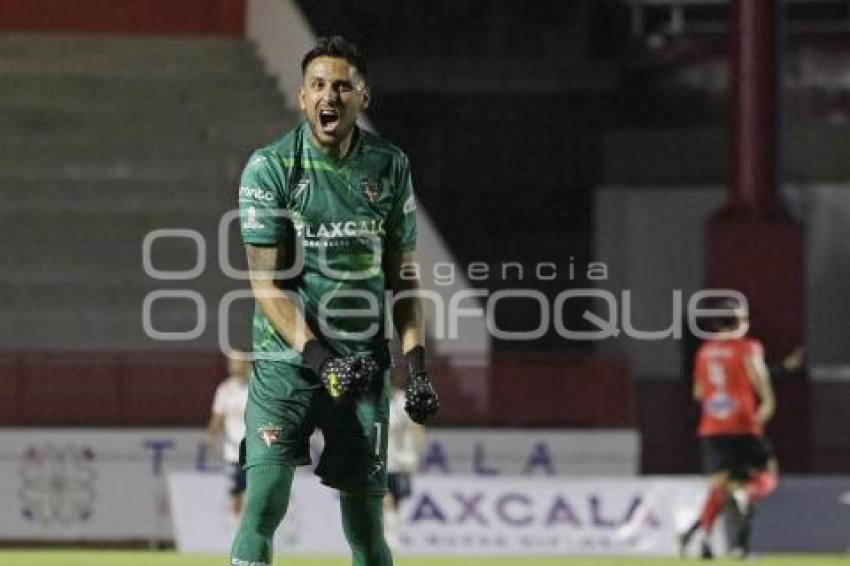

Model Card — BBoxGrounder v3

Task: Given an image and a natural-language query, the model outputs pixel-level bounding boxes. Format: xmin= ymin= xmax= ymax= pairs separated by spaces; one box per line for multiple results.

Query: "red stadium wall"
xmin=0 ymin=352 xmax=225 ymax=426
xmin=0 ymin=0 xmax=244 ymax=36
xmin=0 ymin=353 xmax=631 ymax=428
xmin=432 ymin=355 xmax=632 ymax=427
xmin=2 ymin=353 xmax=846 ymax=473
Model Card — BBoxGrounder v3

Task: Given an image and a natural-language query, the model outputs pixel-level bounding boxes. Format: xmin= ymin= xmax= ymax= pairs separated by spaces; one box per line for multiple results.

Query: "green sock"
xmin=230 ymin=464 xmax=294 ymax=566
xmin=340 ymin=493 xmax=393 ymax=566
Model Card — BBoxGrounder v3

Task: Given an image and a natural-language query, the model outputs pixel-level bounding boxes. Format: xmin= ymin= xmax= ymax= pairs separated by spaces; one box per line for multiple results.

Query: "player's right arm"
xmin=205 ymin=413 xmax=224 ymax=452
xmin=692 ymin=349 xmax=705 ymax=402
xmin=246 ymin=243 xmax=374 ymax=397
xmin=204 ymin=385 xmax=225 ymax=452
xmin=746 ymin=343 xmax=775 ymax=425
xmin=245 ymin=244 xmax=315 ymax=352
xmin=239 ymin=151 xmax=378 ymax=397
xmin=239 ymin=150 xmax=316 ymax=352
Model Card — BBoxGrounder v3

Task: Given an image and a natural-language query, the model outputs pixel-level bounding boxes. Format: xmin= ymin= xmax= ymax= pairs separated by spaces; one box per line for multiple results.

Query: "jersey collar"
xmin=302 ymin=122 xmax=363 ymax=165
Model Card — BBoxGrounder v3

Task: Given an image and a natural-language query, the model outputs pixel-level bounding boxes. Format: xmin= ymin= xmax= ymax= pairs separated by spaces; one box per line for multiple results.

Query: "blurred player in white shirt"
xmin=205 ymin=351 xmax=250 ymax=516
xmin=383 ymin=380 xmax=425 ymax=548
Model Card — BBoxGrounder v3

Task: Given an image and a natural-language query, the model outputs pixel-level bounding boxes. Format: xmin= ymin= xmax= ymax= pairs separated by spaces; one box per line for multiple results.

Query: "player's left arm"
xmin=385 ymin=250 xmax=424 ymax=354
xmin=385 ymin=250 xmax=438 ymax=424
xmin=692 ymin=351 xmax=704 ymax=401
xmin=383 ymin=154 xmax=439 ymax=423
xmin=204 ymin=413 xmax=224 ymax=455
xmin=693 ymin=380 xmax=704 ymax=402
xmin=746 ymin=344 xmax=776 ymax=424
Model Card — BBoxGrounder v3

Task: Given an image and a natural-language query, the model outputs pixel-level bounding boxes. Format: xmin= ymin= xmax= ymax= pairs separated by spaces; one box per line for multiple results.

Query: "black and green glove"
xmin=303 ymin=339 xmax=378 ymax=399
xmin=403 ymin=346 xmax=439 ymax=424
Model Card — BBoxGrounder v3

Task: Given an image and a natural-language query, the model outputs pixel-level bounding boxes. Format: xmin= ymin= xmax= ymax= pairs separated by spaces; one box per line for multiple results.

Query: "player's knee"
xmin=242 ymin=464 xmax=294 ymax=536
xmin=752 ymin=470 xmax=778 ymax=497
xmin=707 ymin=472 xmax=730 ymax=489
xmin=763 ymin=471 xmax=778 ymax=491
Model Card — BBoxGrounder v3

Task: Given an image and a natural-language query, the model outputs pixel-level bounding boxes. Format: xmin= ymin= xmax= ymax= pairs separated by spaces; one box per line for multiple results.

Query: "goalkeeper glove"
xmin=403 ymin=346 xmax=439 ymax=424
xmin=302 ymin=339 xmax=378 ymax=399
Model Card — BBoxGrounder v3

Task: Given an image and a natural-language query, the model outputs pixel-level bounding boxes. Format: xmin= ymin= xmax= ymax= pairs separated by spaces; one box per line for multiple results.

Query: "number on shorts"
xmin=373 ymin=422 xmax=381 ymax=456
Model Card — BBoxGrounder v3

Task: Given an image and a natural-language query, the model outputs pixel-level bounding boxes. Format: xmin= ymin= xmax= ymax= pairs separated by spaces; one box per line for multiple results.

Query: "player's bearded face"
xmin=300 ymin=56 xmax=369 ymax=150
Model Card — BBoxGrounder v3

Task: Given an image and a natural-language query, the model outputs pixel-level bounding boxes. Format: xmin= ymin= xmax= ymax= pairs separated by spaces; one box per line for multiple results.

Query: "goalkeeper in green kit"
xmin=230 ymin=36 xmax=439 ymax=566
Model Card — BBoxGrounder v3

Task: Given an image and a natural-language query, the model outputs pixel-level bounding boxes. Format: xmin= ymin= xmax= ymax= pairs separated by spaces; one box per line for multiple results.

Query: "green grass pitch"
xmin=0 ymin=552 xmax=848 ymax=566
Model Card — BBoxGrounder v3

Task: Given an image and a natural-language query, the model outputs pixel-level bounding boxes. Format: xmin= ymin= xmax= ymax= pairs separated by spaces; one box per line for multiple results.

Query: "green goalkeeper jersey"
xmin=239 ymin=123 xmax=417 ymax=363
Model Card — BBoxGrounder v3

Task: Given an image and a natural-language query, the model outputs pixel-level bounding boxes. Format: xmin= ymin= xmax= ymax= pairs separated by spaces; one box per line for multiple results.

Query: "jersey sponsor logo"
xmin=257 ymin=424 xmax=283 ymax=447
xmin=360 ymin=178 xmax=381 ymax=204
xmin=295 ymin=219 xmax=386 ymax=239
xmin=403 ymin=195 xmax=416 ymax=215
xmin=239 ymin=186 xmax=275 ymax=202
xmin=243 ymin=206 xmax=265 ymax=230
xmin=706 ymin=393 xmax=737 ymax=419
xmin=247 ymin=155 xmax=267 ymax=168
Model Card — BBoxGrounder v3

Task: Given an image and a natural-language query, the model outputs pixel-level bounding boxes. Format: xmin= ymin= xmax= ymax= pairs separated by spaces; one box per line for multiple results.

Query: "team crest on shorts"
xmin=257 ymin=424 xmax=283 ymax=447
xmin=368 ymin=460 xmax=384 ymax=478
xmin=360 ymin=178 xmax=381 ymax=204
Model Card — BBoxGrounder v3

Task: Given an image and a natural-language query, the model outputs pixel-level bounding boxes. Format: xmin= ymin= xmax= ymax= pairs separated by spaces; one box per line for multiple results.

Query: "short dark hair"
xmin=301 ymin=35 xmax=367 ymax=79
xmin=698 ymin=295 xmax=745 ymax=332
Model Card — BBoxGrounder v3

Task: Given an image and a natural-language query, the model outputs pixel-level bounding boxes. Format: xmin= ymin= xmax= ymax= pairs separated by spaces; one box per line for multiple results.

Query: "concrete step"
xmin=0 ymin=151 xmax=244 ymax=180
xmin=0 ymin=34 xmax=265 ymax=77
xmin=0 ymin=206 xmax=235 ymax=233
xmin=0 ymin=71 xmax=277 ymax=97
xmin=0 ymin=227 xmax=245 ymax=282
xmin=0 ymin=121 xmax=293 ymax=150
xmin=0 ymin=33 xmax=258 ymax=57
xmin=0 ymin=209 xmax=238 ymax=271
xmin=0 ymin=178 xmax=238 ymax=211
xmin=0 ymin=90 xmax=285 ymax=118
xmin=0 ymin=308 xmax=252 ymax=351
xmin=0 ymin=277 xmax=245 ymax=308
xmin=0 ymin=103 xmax=289 ymax=132
xmin=0 ymin=251 xmax=242 ymax=283
xmin=0 ymin=100 xmax=284 ymax=128
xmin=0 ymin=139 xmax=256 ymax=160
xmin=0 ymin=230 xmax=246 ymax=284
xmin=1 ymin=141 xmax=247 ymax=162
xmin=0 ymin=143 xmax=255 ymax=180
xmin=0 ymin=110 xmax=291 ymax=152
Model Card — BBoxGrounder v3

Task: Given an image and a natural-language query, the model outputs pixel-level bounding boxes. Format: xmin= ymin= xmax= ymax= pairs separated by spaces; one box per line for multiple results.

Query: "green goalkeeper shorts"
xmin=243 ymin=358 xmax=390 ymax=496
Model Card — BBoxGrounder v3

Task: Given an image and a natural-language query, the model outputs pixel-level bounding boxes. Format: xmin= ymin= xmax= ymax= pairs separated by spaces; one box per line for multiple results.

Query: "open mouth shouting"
xmin=318 ymin=107 xmax=341 ymax=135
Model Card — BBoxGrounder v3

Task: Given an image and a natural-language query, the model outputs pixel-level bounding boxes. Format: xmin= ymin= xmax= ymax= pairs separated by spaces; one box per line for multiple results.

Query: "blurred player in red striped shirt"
xmin=679 ymin=297 xmax=778 ymax=559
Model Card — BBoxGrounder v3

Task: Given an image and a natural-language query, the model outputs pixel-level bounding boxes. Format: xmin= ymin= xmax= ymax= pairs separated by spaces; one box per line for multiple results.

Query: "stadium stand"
xmin=0 ymin=33 xmax=296 ymax=351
